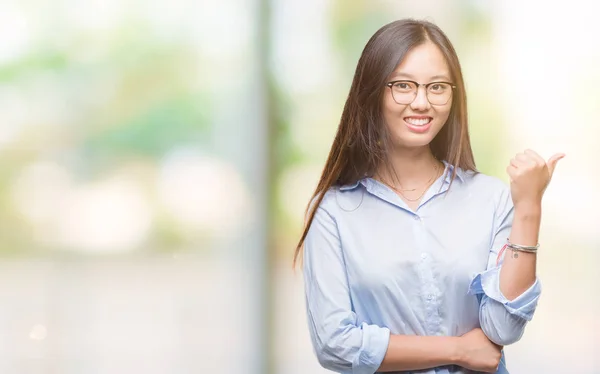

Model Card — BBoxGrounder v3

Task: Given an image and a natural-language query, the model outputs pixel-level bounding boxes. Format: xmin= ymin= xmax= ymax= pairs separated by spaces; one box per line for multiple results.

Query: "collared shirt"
xmin=302 ymin=162 xmax=541 ymax=374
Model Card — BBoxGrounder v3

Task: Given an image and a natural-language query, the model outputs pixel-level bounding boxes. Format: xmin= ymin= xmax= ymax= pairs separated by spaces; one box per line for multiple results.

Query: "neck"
xmin=376 ymin=146 xmax=443 ymax=188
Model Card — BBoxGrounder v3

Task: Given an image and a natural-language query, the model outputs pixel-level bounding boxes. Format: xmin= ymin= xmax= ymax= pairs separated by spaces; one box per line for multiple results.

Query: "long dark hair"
xmin=293 ymin=19 xmax=476 ymax=266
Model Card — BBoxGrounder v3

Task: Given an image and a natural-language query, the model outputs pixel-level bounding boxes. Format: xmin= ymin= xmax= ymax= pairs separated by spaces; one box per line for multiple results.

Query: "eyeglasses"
xmin=385 ymin=80 xmax=456 ymax=106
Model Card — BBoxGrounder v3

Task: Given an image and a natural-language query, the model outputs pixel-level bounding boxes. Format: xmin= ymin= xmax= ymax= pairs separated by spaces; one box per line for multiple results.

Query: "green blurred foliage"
xmin=0 ymin=20 xmax=212 ymax=255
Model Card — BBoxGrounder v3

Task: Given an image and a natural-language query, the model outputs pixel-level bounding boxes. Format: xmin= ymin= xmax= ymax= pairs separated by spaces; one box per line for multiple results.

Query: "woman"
xmin=294 ymin=19 xmax=563 ymax=374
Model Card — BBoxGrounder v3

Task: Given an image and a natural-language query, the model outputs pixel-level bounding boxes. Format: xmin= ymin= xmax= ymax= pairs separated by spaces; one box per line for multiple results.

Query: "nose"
xmin=410 ymin=85 xmax=430 ymax=111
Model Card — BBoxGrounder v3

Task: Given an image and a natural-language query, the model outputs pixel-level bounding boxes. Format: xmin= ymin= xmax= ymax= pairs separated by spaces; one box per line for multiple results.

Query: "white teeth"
xmin=405 ymin=118 xmax=431 ymax=126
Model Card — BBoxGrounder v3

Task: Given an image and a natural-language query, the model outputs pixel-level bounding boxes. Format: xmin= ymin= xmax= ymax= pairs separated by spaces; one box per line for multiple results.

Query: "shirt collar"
xmin=338 ymin=161 xmax=466 ymax=191
xmin=339 ymin=180 xmax=362 ymax=191
xmin=442 ymin=160 xmax=466 ymax=184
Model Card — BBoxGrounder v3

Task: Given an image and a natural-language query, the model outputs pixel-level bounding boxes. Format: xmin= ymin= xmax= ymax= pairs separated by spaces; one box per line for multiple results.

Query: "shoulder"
xmin=312 ymin=181 xmax=365 ymax=217
xmin=465 ymin=171 xmax=508 ymax=190
xmin=461 ymin=170 xmax=511 ymax=203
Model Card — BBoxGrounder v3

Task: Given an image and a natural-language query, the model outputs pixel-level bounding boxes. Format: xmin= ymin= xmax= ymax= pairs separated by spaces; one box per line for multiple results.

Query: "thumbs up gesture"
xmin=506 ymin=149 xmax=565 ymax=209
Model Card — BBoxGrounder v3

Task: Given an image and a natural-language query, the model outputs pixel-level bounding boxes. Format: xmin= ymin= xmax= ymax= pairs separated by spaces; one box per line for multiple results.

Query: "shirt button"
xmin=421 ymin=253 xmax=427 ymax=260
xmin=413 ymin=215 xmax=420 ymax=221
xmin=427 ymin=294 xmax=434 ymax=300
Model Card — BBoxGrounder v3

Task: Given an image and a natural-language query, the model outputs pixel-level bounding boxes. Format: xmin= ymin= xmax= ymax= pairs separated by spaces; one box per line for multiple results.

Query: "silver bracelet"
xmin=506 ymin=238 xmax=539 ymax=253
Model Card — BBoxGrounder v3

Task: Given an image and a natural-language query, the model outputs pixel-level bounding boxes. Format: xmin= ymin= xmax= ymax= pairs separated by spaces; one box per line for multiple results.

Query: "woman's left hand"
xmin=506 ymin=149 xmax=564 ymax=209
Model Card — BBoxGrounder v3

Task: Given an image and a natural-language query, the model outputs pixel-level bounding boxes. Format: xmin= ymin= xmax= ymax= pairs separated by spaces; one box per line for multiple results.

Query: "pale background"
xmin=0 ymin=0 xmax=598 ymax=373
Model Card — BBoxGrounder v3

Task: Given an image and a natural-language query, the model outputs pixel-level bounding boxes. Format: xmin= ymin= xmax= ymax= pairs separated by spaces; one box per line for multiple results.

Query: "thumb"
xmin=547 ymin=153 xmax=565 ymax=176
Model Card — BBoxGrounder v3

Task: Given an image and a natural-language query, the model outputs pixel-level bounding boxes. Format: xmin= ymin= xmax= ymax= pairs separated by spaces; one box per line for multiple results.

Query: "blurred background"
xmin=0 ymin=0 xmax=598 ymax=373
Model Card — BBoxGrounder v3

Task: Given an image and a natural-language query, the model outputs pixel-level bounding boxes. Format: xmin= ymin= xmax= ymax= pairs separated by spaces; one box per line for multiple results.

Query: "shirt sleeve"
xmin=303 ymin=204 xmax=390 ymax=374
xmin=467 ymin=183 xmax=542 ymax=346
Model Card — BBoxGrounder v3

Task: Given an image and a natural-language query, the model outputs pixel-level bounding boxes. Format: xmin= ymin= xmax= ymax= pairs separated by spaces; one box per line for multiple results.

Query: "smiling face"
xmin=382 ymin=41 xmax=454 ymax=150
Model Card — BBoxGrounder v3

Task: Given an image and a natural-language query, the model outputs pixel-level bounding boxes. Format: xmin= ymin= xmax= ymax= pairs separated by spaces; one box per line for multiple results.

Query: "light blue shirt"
xmin=302 ymin=162 xmax=541 ymax=374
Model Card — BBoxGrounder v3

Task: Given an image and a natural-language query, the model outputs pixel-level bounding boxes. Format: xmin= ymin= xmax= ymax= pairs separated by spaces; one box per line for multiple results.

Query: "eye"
xmin=429 ymin=83 xmax=450 ymax=93
xmin=392 ymin=81 xmax=415 ymax=92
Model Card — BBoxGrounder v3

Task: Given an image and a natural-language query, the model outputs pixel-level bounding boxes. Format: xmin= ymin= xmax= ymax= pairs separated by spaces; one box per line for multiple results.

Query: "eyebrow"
xmin=390 ymin=72 xmax=452 ymax=82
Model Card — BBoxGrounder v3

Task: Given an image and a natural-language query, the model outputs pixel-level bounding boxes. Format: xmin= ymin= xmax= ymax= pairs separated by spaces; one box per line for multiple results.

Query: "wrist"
xmin=514 ymin=201 xmax=542 ymax=217
xmin=448 ymin=336 xmax=465 ymax=366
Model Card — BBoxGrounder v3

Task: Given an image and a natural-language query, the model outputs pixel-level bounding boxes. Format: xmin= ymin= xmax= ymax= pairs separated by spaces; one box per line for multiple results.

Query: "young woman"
xmin=294 ymin=19 xmax=563 ymax=374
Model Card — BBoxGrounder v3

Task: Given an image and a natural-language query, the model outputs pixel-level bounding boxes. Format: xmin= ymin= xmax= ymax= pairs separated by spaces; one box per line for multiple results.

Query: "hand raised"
xmin=506 ymin=149 xmax=564 ymax=208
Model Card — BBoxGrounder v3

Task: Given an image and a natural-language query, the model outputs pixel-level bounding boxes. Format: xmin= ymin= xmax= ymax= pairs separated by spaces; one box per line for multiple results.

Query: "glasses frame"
xmin=385 ymin=79 xmax=457 ymax=106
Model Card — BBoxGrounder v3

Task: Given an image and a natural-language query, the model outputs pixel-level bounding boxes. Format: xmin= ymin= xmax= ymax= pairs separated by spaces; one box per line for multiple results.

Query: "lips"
xmin=404 ymin=116 xmax=433 ymax=133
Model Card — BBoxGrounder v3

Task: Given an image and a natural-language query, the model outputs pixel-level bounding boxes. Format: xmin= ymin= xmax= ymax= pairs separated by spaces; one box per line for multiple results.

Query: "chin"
xmin=394 ymin=133 xmax=437 ymax=149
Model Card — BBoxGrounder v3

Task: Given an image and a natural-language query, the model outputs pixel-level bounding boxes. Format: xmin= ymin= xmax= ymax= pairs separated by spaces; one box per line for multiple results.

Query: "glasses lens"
xmin=390 ymin=81 xmax=417 ymax=104
xmin=427 ymin=83 xmax=452 ymax=105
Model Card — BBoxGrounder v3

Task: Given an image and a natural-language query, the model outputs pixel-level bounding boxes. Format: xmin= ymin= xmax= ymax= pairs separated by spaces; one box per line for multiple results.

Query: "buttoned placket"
xmin=412 ymin=211 xmax=443 ymax=335
xmin=412 ymin=176 xmax=451 ymax=336
xmin=362 ymin=173 xmax=455 ymax=336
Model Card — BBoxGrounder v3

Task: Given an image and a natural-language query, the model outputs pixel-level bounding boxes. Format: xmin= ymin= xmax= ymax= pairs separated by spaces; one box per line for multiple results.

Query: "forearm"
xmin=500 ymin=202 xmax=541 ymax=301
xmin=378 ymin=334 xmax=460 ymax=372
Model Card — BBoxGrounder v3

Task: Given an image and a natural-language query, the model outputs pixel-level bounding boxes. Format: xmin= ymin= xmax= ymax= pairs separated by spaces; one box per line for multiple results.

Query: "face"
xmin=382 ymin=42 xmax=453 ymax=149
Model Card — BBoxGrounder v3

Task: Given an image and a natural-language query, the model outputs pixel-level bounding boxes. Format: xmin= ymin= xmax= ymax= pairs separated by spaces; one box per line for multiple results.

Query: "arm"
xmin=303 ymin=206 xmax=388 ymax=374
xmin=379 ymin=332 xmax=501 ymax=373
xmin=500 ymin=204 xmax=540 ymax=300
xmin=500 ymin=149 xmax=564 ymax=299
xmin=304 ymin=205 xmax=500 ymax=373
xmin=379 ymin=335 xmax=460 ymax=371
xmin=468 ymin=150 xmax=564 ymax=346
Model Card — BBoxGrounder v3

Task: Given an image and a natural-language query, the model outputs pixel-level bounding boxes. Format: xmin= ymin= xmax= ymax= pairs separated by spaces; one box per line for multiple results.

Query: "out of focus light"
xmin=193 ymin=1 xmax=252 ymax=59
xmin=11 ymin=161 xmax=72 ymax=224
xmin=272 ymin=0 xmax=334 ymax=94
xmin=63 ymin=0 xmax=124 ymax=32
xmin=279 ymin=164 xmax=321 ymax=224
xmin=29 ymin=324 xmax=47 ymax=341
xmin=0 ymin=2 xmax=31 ymax=64
xmin=157 ymin=149 xmax=251 ymax=237
xmin=55 ymin=175 xmax=153 ymax=253
xmin=12 ymin=163 xmax=153 ymax=253
xmin=0 ymin=85 xmax=29 ymax=147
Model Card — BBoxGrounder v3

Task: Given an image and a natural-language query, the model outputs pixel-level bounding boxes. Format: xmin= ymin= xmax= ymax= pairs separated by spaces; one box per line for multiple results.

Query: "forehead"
xmin=390 ymin=42 xmax=451 ymax=81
